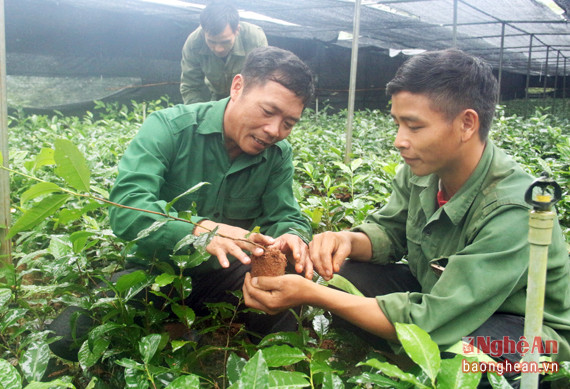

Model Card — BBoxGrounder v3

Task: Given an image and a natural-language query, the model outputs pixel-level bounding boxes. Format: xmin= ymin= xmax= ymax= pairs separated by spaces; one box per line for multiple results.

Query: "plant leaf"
xmin=8 ymin=194 xmax=70 ymax=239
xmin=321 ymin=372 xmax=344 ymax=389
xmin=0 ymin=359 xmax=22 ymax=389
xmin=54 ymin=139 xmax=91 ymax=192
xmin=28 ymin=147 xmax=56 ymax=171
xmin=312 ymin=314 xmax=330 ymax=338
xmin=267 ymin=370 xmax=310 ymax=388
xmin=134 ymin=219 xmax=169 ymax=242
xmin=348 ymin=372 xmax=406 ymax=388
xmin=20 ymin=182 xmax=63 ymax=206
xmin=139 ymin=334 xmax=162 ymax=364
xmin=78 ymin=338 xmax=111 ymax=370
xmin=227 ymin=353 xmax=247 ymax=386
xmin=262 ymin=345 xmax=306 ymax=367
xmin=171 ymin=304 xmax=196 ymax=329
xmin=164 ymin=375 xmax=201 ymax=388
xmin=324 ymin=274 xmax=364 ymax=297
xmin=165 ymin=182 xmax=209 ymax=213
xmin=437 ymin=355 xmax=481 ymax=388
xmin=20 ymin=340 xmax=50 ymax=383
xmin=357 ymin=358 xmax=429 ymax=389
xmin=395 ymin=322 xmax=441 ymax=385
xmin=0 ymin=288 xmax=12 ymax=309
xmin=235 ymin=350 xmax=269 ymax=389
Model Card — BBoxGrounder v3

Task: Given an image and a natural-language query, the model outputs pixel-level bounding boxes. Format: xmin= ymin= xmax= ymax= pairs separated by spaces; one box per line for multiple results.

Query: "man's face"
xmin=224 ymin=76 xmax=304 ymax=157
xmin=204 ymin=24 xmax=238 ymax=58
xmin=390 ymin=91 xmax=464 ymax=177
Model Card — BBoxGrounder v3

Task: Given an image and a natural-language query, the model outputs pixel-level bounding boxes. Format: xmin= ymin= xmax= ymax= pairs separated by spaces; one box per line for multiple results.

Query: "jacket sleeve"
xmin=109 ymin=113 xmax=200 ymax=259
xmin=376 ymin=204 xmax=535 ymax=348
xmin=180 ymin=32 xmax=210 ymax=105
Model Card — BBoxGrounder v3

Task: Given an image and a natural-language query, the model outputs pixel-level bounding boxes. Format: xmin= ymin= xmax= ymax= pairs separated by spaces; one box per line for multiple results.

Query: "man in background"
xmin=180 ymin=1 xmax=267 ymax=104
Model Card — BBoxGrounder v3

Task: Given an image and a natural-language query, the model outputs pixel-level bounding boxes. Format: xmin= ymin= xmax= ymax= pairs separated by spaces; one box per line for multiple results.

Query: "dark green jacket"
xmin=109 ymin=98 xmax=310 ymax=272
xmin=354 ymin=140 xmax=570 ymax=361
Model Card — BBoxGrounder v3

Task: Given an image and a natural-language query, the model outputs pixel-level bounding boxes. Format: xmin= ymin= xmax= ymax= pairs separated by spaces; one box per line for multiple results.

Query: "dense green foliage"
xmin=1 ymin=99 xmax=569 ymax=388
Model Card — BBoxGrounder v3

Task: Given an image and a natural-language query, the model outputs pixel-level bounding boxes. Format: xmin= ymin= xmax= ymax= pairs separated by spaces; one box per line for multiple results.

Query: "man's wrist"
xmin=193 ymin=219 xmax=216 ymax=236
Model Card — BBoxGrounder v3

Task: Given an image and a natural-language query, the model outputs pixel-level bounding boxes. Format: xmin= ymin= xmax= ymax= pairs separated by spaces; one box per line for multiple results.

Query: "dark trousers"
xmin=48 ymin=261 xmax=297 ymax=362
xmin=333 ymin=260 xmax=545 ymax=389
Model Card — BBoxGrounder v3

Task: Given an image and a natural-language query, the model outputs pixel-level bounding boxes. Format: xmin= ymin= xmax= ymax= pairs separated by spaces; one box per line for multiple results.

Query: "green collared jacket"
xmin=353 ymin=140 xmax=570 ymax=361
xmin=180 ymin=22 xmax=267 ymax=104
xmin=109 ymin=98 xmax=310 ymax=273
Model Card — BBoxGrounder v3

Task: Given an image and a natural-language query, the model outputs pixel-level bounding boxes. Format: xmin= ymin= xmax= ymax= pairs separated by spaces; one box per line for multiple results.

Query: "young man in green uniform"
xmin=243 ymin=49 xmax=570 ymax=385
xmin=180 ymin=1 xmax=268 ymax=104
xmin=49 ymin=46 xmax=314 ymax=361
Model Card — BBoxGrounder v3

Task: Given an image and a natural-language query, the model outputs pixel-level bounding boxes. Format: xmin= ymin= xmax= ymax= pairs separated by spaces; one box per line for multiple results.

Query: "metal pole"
xmin=524 ymin=35 xmax=534 ymax=116
xmin=553 ymin=51 xmax=560 ymax=115
xmin=497 ymin=22 xmax=505 ymax=104
xmin=344 ymin=0 xmax=362 ymax=164
xmin=542 ymin=46 xmax=549 ymax=104
xmin=521 ymin=177 xmax=562 ymax=389
xmin=0 ymin=0 xmax=11 ymax=264
xmin=564 ymin=58 xmax=567 ymax=112
xmin=453 ymin=0 xmax=458 ymax=47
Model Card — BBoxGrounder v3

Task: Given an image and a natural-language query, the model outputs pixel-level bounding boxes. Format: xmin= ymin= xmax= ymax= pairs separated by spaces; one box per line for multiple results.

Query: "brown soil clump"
xmin=251 ymin=247 xmax=287 ymax=277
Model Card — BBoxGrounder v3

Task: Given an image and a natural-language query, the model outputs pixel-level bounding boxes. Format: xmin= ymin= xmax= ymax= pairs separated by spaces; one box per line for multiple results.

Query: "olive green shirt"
xmin=353 ymin=140 xmax=570 ymax=361
xmin=180 ymin=22 xmax=268 ymax=104
xmin=109 ymin=98 xmax=310 ymax=272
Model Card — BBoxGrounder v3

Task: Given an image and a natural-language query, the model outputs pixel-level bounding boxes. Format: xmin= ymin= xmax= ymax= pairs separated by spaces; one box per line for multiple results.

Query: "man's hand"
xmin=242 ymin=273 xmax=310 ymax=315
xmin=194 ymin=220 xmax=274 ymax=268
xmin=271 ymin=234 xmax=313 ymax=279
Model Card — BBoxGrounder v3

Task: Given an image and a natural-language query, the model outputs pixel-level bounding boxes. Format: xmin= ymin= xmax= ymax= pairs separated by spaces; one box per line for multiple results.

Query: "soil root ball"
xmin=251 ymin=247 xmax=287 ymax=277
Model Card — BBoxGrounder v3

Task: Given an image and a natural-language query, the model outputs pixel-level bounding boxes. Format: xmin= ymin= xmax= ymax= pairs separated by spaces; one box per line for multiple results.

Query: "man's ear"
xmin=230 ymin=74 xmax=244 ymax=100
xmin=459 ymin=109 xmax=480 ymax=142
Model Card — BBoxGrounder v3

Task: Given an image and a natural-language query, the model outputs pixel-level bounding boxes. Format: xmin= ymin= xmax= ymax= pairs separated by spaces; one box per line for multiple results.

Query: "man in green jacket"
xmin=180 ymin=1 xmax=267 ymax=104
xmin=244 ymin=49 xmax=570 ymax=384
xmin=49 ymin=46 xmax=314 ymax=361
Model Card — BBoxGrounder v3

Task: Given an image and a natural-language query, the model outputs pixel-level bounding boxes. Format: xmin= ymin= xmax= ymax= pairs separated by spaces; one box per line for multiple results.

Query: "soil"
xmin=250 ymin=247 xmax=287 ymax=277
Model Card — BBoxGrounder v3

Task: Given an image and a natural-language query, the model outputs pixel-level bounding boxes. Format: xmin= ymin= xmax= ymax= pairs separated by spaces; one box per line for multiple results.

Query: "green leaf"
xmin=0 ymin=359 xmax=22 ymax=389
xmin=0 ymin=288 xmax=12 ymax=309
xmin=20 ymin=182 xmax=63 ymax=206
xmin=262 ymin=345 xmax=306 ymax=367
xmin=395 ymin=322 xmax=441 ymax=384
xmin=28 ymin=147 xmax=56 ymax=172
xmin=153 ymin=273 xmax=177 ymax=287
xmin=0 ymin=309 xmax=28 ymax=332
xmin=348 ymin=372 xmax=406 ymax=388
xmin=235 ymin=350 xmax=269 ymax=389
xmin=357 ymin=358 xmax=429 ymax=389
xmin=324 ymin=274 xmax=364 ymax=297
xmin=78 ymin=338 xmax=110 ymax=370
xmin=227 ymin=353 xmax=247 ymax=386
xmin=115 ymin=358 xmax=144 ymax=371
xmin=134 ymin=219 xmax=169 ymax=242
xmin=165 ymin=375 xmax=200 ymax=388
xmin=486 ymin=371 xmax=514 ymax=388
xmin=165 ymin=182 xmax=209 ymax=213
xmin=173 ymin=234 xmax=197 ymax=253
xmin=69 ymin=231 xmax=93 ymax=253
xmin=54 ymin=138 xmax=91 ymax=192
xmin=312 ymin=314 xmax=330 ymax=338
xmin=267 ymin=370 xmax=310 ymax=388
xmin=122 ymin=366 xmax=149 ymax=389
xmin=8 ymin=194 xmax=70 ymax=239
xmin=321 ymin=372 xmax=344 ymax=389
xmin=20 ymin=340 xmax=50 ymax=383
xmin=139 ymin=334 xmax=163 ymax=364
xmin=24 ymin=380 xmax=76 ymax=389
xmin=437 ymin=355 xmax=481 ymax=389
xmin=171 ymin=304 xmax=196 ymax=328
xmin=114 ymin=270 xmax=146 ymax=294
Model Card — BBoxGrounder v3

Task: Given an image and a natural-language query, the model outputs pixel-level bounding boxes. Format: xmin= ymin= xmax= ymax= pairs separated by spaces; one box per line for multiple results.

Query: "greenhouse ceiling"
xmin=63 ymin=0 xmax=570 ymax=77
xmin=6 ymin=0 xmax=570 ymax=77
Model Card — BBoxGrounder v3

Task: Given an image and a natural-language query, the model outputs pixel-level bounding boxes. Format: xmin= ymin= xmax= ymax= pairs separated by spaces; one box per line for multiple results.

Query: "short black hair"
xmin=200 ymin=1 xmax=239 ymax=35
xmin=241 ymin=46 xmax=315 ymax=107
xmin=386 ymin=49 xmax=498 ymax=140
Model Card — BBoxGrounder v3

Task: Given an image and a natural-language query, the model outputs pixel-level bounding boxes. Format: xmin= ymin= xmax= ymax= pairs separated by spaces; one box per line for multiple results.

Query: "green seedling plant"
xmin=1 ymin=99 xmax=568 ymax=388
